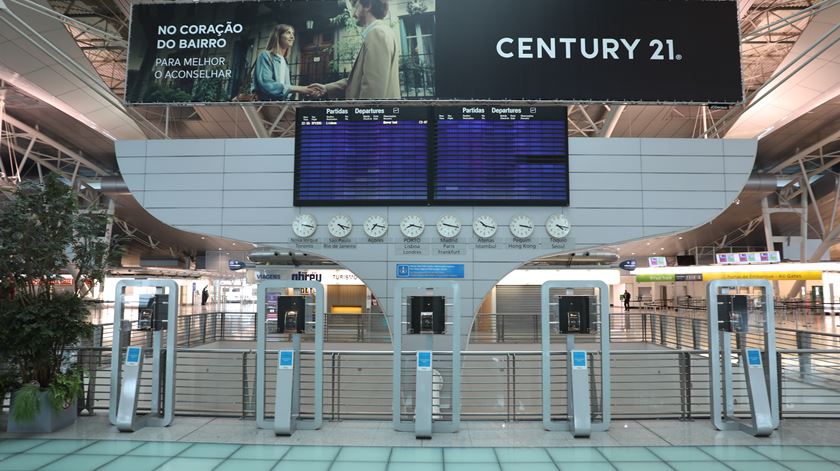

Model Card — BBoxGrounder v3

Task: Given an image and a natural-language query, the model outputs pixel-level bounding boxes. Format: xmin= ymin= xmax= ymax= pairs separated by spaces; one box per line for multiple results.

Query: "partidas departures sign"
xmin=125 ymin=0 xmax=742 ymax=105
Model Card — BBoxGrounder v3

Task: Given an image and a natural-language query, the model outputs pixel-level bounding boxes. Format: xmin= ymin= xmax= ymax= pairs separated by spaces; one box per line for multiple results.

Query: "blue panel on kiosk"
xmin=278 ymin=350 xmax=294 ymax=369
xmin=572 ymin=351 xmax=587 ymax=369
xmin=417 ymin=351 xmax=432 ymax=370
xmin=747 ymin=349 xmax=762 ymax=367
xmin=126 ymin=346 xmax=142 ymax=365
xmin=397 ymin=263 xmax=464 ymax=279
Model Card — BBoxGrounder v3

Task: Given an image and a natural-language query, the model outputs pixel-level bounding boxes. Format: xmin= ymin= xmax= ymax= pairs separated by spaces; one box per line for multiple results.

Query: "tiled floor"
xmin=1 ymin=439 xmax=840 ymax=471
xmin=3 ymin=416 xmax=840 ymax=470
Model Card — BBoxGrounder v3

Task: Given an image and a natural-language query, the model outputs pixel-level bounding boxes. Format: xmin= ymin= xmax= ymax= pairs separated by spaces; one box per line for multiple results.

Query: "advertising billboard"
xmin=126 ymin=0 xmax=742 ymax=105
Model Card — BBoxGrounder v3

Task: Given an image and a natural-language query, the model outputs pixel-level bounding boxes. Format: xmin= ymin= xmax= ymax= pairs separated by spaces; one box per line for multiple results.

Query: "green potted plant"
xmin=0 ymin=174 xmax=117 ymax=432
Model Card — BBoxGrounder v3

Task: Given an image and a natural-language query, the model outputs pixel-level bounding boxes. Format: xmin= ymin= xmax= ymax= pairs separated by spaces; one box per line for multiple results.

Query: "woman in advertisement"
xmin=252 ymin=24 xmax=318 ymax=100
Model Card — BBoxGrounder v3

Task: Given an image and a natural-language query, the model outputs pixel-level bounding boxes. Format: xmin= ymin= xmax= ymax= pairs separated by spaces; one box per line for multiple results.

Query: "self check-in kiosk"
xmin=256 ymin=280 xmax=324 ymax=435
xmin=392 ymin=281 xmax=460 ymax=439
xmin=110 ymin=280 xmax=178 ymax=432
xmin=541 ymin=281 xmax=611 ymax=437
xmin=707 ymin=279 xmax=779 ymax=436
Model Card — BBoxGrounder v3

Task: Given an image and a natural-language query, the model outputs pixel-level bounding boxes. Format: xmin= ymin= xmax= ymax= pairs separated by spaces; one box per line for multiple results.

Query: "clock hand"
xmin=479 ymin=221 xmax=495 ymax=229
xmin=302 ymin=224 xmax=314 ymax=228
xmin=337 ymin=224 xmax=349 ymax=230
xmin=519 ymin=224 xmax=533 ymax=229
xmin=442 ymin=223 xmax=459 ymax=228
xmin=408 ymin=224 xmax=422 ymax=229
xmin=555 ymin=225 xmax=569 ymax=230
xmin=373 ymin=224 xmax=385 ymax=230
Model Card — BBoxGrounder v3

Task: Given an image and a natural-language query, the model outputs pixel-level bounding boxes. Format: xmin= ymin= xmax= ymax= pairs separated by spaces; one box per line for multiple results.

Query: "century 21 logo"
xmin=496 ymin=37 xmax=682 ymax=61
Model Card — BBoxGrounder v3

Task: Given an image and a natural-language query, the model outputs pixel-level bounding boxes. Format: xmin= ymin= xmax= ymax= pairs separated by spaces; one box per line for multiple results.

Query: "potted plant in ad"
xmin=0 ymin=175 xmax=116 ymax=432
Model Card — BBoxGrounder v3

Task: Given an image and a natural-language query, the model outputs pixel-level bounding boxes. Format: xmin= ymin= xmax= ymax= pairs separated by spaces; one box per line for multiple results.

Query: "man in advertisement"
xmin=312 ymin=0 xmax=401 ymax=99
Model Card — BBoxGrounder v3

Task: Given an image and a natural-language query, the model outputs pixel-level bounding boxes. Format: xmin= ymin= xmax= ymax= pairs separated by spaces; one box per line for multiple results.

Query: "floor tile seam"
xmin=206 ymin=443 xmax=245 ymax=471
xmin=30 ymin=451 xmax=76 ymax=471
xmin=31 ymin=438 xmax=103 ymax=471
xmin=591 ymin=447 xmax=619 ymax=470
xmin=0 ymin=439 xmax=47 ymax=456
xmin=148 ymin=449 xmax=181 ymax=471
xmin=748 ymin=444 xmax=827 ymax=462
xmin=324 ymin=444 xmax=343 ymax=471
xmin=544 ymin=445 xmax=564 ymax=471
xmin=635 ymin=419 xmax=676 ymax=447
xmin=88 ymin=452 xmax=125 ymax=471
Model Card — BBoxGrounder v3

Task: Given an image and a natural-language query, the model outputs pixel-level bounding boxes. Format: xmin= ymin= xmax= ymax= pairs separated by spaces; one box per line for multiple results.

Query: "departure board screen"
xmin=433 ymin=106 xmax=569 ymax=205
xmin=294 ymin=106 xmax=568 ymax=206
xmin=294 ymin=106 xmax=431 ymax=205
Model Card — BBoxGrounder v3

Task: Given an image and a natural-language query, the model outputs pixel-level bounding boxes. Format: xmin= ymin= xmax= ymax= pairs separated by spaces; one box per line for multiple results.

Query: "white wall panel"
xmin=571 ymin=190 xmax=643 ymax=208
xmin=641 ymin=173 xmax=726 ymax=191
xmin=642 ymin=191 xmax=726 ymax=209
xmin=569 ymin=154 xmax=641 ymax=173
xmin=570 ymin=172 xmax=642 ymax=190
xmin=147 ymin=208 xmax=223 ymax=226
xmin=225 ymin=137 xmax=294 ymax=155
xmin=147 ymin=139 xmax=224 ymax=157
xmin=570 ymin=137 xmax=641 ymax=154
xmin=144 ymin=173 xmax=224 ymax=191
xmin=117 ymin=136 xmax=757 ymax=346
xmin=641 ymin=138 xmax=724 ymax=156
xmin=225 ymin=154 xmax=293 ymax=173
xmin=223 ymin=190 xmax=294 ymax=208
xmin=644 ymin=208 xmax=720 ymax=226
xmin=223 ymin=172 xmax=292 ymax=191
xmin=724 ymin=156 xmax=756 ymax=174
xmin=222 ymin=207 xmax=297 ymax=225
xmin=118 ymin=158 xmax=146 ymax=175
xmin=146 ymin=156 xmax=224 ymax=174
xmin=642 ymin=155 xmax=724 ymax=173
xmin=144 ymin=191 xmax=223 ymax=208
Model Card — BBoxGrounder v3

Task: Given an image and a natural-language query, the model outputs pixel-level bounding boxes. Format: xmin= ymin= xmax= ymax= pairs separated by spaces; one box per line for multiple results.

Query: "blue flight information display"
xmin=294 ymin=106 xmax=568 ymax=206
xmin=434 ymin=106 xmax=569 ymax=205
xmin=295 ymin=106 xmax=431 ymax=206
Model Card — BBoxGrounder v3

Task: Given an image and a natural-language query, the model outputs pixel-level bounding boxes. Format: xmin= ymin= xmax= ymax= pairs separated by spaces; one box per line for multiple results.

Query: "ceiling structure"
xmin=0 ymin=0 xmax=839 ymax=271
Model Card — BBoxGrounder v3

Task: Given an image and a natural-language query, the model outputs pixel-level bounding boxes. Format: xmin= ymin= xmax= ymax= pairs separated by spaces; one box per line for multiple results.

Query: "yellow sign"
xmin=702 ymin=271 xmax=822 ymax=281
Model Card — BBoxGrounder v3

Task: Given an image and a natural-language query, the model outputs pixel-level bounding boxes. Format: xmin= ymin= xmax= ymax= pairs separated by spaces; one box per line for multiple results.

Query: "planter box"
xmin=7 ymin=390 xmax=77 ymax=433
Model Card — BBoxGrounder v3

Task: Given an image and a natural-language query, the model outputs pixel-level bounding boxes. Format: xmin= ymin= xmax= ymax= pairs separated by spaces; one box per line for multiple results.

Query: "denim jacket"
xmin=251 ymin=50 xmax=291 ymax=100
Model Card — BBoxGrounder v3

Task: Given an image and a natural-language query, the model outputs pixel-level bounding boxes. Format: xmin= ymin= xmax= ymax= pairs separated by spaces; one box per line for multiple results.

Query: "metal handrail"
xmin=16 ymin=345 xmax=836 ymax=422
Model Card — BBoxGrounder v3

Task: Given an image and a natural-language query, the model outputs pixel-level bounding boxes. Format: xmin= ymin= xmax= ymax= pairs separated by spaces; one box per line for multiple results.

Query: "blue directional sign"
xmin=746 ymin=349 xmax=762 ymax=367
xmin=417 ymin=351 xmax=432 ymax=370
xmin=279 ymin=350 xmax=294 ymax=369
xmin=572 ymin=351 xmax=587 ymax=369
xmin=397 ymin=263 xmax=464 ymax=279
xmin=126 ymin=346 xmax=142 ymax=365
xmin=228 ymin=260 xmax=246 ymax=271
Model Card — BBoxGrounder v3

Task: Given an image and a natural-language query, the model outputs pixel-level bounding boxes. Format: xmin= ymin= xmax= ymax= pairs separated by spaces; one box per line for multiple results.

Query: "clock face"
xmin=509 ymin=215 xmax=534 ymax=239
xmin=400 ymin=215 xmax=425 ymax=238
xmin=292 ymin=213 xmax=317 ymax=238
xmin=328 ymin=214 xmax=353 ymax=238
xmin=545 ymin=214 xmax=571 ymax=239
xmin=363 ymin=215 xmax=388 ymax=238
xmin=436 ymin=215 xmax=461 ymax=238
xmin=473 ymin=215 xmax=497 ymax=239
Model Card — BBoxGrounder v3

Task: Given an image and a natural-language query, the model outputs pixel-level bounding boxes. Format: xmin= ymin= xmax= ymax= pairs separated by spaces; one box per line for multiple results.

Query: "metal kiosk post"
xmin=707 ymin=279 xmax=779 ymax=436
xmin=541 ymin=281 xmax=611 ymax=437
xmin=256 ymin=280 xmax=325 ymax=436
xmin=392 ymin=281 xmax=460 ymax=439
xmin=109 ymin=280 xmax=179 ymax=432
